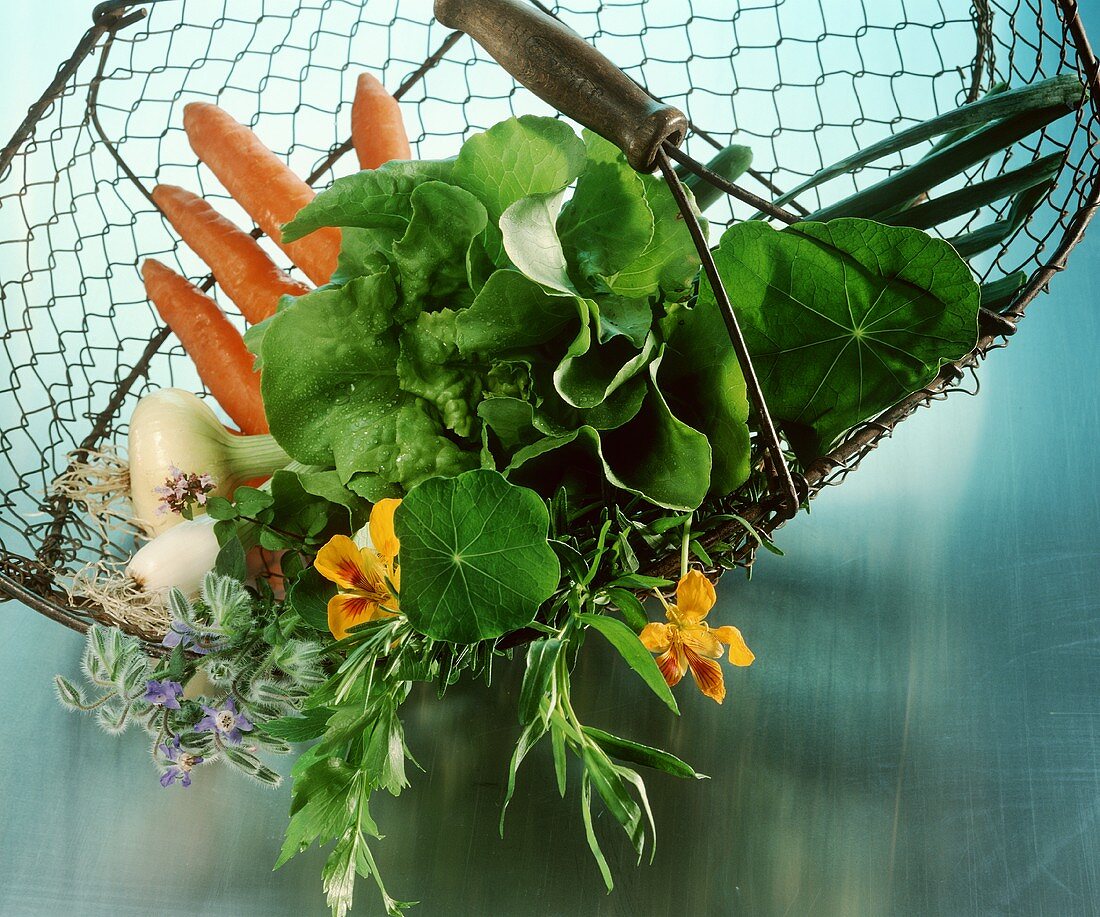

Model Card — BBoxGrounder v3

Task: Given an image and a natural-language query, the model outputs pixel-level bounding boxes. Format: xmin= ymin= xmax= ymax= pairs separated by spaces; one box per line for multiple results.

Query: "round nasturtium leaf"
xmin=394 ymin=470 xmax=561 ymax=643
xmin=704 ymin=218 xmax=980 ymax=461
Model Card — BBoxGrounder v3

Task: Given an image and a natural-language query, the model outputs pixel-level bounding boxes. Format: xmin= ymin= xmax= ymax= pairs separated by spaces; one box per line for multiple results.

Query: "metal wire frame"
xmin=665 ymin=0 xmax=1100 ymax=580
xmin=1 ymin=0 xmax=1098 ymax=638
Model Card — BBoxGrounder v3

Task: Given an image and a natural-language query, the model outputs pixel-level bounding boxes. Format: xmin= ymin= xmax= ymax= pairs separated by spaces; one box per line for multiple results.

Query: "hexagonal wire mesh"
xmin=0 ymin=0 xmax=1097 ymax=639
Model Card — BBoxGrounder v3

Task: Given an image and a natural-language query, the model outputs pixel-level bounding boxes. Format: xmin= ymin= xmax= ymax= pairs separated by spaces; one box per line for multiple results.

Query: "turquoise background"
xmin=1 ymin=2 xmax=1099 ymax=915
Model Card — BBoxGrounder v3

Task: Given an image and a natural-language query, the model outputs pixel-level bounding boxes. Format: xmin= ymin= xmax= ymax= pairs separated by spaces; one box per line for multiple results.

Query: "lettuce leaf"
xmin=558 ymin=131 xmax=703 ymax=300
xmin=507 ymin=350 xmax=713 ymax=512
xmin=452 ymin=116 xmax=586 ymax=265
xmin=453 ymin=269 xmax=581 ymax=353
xmin=601 ymin=167 xmax=703 ymax=299
xmin=660 ymin=299 xmax=751 ymax=496
xmin=259 ymin=273 xmax=479 ymax=492
xmin=282 ymin=159 xmax=455 ymax=243
xmin=558 ymin=132 xmax=654 ymax=283
xmin=391 ymin=181 xmax=487 ymax=309
xmin=283 ymin=160 xmax=469 ymax=287
xmin=258 ymin=116 xmax=748 ymax=507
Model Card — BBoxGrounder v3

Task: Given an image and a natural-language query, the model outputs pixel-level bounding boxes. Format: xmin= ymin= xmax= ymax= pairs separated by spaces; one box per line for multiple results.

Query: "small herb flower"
xmin=154 ymin=465 xmax=215 ymax=517
xmin=314 ymin=498 xmax=401 ymax=640
xmin=640 ymin=569 xmax=755 ymax=704
xmin=158 ymin=735 xmax=204 ymax=788
xmin=195 ymin=697 xmax=253 ymax=745
xmin=162 ymin=618 xmax=222 ymax=655
xmin=142 ymin=678 xmax=183 ymax=709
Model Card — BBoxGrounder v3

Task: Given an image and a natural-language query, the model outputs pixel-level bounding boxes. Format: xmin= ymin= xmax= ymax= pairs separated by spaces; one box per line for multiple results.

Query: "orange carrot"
xmin=152 ymin=184 xmax=311 ymax=324
xmin=351 ymin=73 xmax=412 ymax=170
xmin=182 ymin=102 xmax=340 ymax=286
xmin=142 ymin=259 xmax=269 ymax=435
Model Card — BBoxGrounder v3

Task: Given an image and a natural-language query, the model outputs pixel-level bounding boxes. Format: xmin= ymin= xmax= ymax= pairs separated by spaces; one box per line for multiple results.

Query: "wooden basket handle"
xmin=434 ymin=0 xmax=687 ymax=171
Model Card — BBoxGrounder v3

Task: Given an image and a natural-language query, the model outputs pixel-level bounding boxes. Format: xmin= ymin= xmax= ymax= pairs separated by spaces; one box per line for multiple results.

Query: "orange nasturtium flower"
xmin=313 ymin=498 xmax=401 ymax=640
xmin=639 ymin=569 xmax=754 ymax=704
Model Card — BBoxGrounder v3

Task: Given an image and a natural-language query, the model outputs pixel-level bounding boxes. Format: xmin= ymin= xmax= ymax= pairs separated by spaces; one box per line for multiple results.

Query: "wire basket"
xmin=1 ymin=0 xmax=1097 ymax=645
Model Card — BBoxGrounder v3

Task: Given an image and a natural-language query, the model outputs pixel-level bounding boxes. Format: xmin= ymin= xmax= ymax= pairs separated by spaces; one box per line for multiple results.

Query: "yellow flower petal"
xmin=315 ymin=535 xmax=382 ymax=592
xmin=684 ymin=644 xmax=725 ymax=703
xmin=369 ymin=498 xmax=401 ymax=564
xmin=656 ymin=646 xmax=686 ymax=688
xmin=714 ymin=625 xmax=755 ymax=667
xmin=675 ymin=569 xmax=716 ymax=623
xmin=327 ymin=593 xmax=382 ymax=641
xmin=681 ymin=623 xmax=723 ymax=659
xmin=639 ymin=622 xmax=671 ymax=653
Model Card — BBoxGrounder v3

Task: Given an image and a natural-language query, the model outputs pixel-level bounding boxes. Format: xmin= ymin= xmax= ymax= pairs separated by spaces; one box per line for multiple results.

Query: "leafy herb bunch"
xmin=57 ymin=569 xmax=324 ymax=789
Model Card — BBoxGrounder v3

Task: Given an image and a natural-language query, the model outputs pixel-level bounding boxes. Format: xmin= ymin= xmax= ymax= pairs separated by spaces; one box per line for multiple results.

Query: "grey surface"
xmin=3 ymin=8 xmax=1100 ymax=917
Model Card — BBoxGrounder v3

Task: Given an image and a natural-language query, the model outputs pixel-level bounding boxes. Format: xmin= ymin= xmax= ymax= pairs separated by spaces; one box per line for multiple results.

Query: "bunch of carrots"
xmin=142 ymin=73 xmax=411 ymax=437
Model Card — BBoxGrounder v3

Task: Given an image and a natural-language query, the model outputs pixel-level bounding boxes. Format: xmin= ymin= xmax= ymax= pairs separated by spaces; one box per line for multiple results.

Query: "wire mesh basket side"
xmin=0 ymin=0 xmax=1098 ymax=637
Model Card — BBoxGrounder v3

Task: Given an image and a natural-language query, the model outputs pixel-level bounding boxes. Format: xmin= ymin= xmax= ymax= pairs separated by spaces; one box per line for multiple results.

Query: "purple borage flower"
xmin=158 ymin=735 xmax=204 ymax=788
xmin=195 ymin=696 xmax=253 ymax=745
xmin=143 ymin=678 xmax=183 ymax=709
xmin=162 ymin=619 xmax=223 ymax=655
